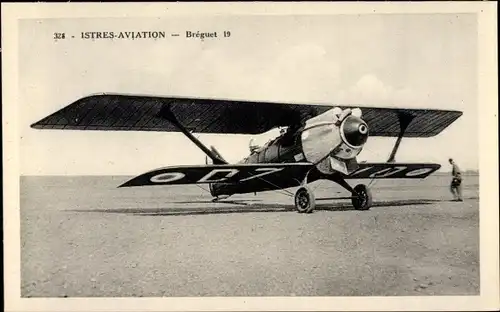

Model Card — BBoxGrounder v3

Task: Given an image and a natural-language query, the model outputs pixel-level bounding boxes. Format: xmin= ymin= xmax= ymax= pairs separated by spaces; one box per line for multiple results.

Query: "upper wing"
xmin=31 ymin=93 xmax=462 ymax=137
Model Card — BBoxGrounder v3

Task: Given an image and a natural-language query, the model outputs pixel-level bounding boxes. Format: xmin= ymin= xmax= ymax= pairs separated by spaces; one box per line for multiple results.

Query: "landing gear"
xmin=292 ymin=173 xmax=372 ymax=213
xmin=351 ymin=184 xmax=372 ymax=210
xmin=328 ymin=177 xmax=373 ymax=211
xmin=294 ymin=186 xmax=315 ymax=213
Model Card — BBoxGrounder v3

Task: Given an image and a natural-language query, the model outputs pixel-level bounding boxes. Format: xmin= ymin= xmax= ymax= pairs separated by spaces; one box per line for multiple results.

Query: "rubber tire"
xmin=294 ymin=186 xmax=316 ymax=213
xmin=352 ymin=184 xmax=372 ymax=211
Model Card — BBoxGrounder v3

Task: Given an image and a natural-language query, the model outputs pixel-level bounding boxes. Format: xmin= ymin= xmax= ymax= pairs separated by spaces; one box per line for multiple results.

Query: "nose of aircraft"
xmin=341 ymin=115 xmax=369 ymax=147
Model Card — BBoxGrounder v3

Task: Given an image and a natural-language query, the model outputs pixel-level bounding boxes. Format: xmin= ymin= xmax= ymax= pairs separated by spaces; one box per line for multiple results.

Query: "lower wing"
xmin=119 ymin=163 xmax=313 ymax=187
xmin=346 ymin=163 xmax=441 ymax=179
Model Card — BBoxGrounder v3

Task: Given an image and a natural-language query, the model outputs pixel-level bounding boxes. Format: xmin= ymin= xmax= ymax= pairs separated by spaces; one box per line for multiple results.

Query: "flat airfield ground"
xmin=20 ymin=174 xmax=479 ymax=297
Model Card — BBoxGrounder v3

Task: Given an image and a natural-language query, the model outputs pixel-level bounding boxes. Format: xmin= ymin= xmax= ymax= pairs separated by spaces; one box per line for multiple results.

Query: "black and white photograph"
xmin=3 ymin=2 xmax=498 ymax=311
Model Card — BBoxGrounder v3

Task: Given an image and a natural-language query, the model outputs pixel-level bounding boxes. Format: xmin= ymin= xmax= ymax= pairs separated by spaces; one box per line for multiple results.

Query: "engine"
xmin=300 ymin=107 xmax=369 ymax=174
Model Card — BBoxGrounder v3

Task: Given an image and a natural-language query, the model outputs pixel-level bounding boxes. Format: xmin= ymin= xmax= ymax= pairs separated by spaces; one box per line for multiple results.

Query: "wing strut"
xmin=158 ymin=101 xmax=227 ymax=164
xmin=387 ymin=112 xmax=416 ymax=163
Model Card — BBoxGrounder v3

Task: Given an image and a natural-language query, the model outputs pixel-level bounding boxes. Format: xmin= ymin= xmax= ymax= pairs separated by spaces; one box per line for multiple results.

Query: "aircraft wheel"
xmin=352 ymin=184 xmax=372 ymax=211
xmin=294 ymin=186 xmax=315 ymax=213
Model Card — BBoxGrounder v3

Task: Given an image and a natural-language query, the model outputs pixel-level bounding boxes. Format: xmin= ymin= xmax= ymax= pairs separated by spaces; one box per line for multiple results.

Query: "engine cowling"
xmin=334 ymin=114 xmax=369 ymax=159
xmin=300 ymin=107 xmax=369 ymax=174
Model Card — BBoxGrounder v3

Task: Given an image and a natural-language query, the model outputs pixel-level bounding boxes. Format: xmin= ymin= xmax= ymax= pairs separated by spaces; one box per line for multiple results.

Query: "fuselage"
xmin=209 ymin=128 xmax=317 ymax=196
xmin=208 ymin=107 xmax=370 ymax=197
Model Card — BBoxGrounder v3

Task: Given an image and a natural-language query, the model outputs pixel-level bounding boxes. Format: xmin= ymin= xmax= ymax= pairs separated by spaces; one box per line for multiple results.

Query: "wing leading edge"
xmin=31 ymin=93 xmax=463 ymax=137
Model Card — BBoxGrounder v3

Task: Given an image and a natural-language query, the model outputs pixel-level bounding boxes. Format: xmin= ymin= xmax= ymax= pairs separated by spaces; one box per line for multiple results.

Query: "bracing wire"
xmin=195 ymin=184 xmax=210 ymax=193
xmin=311 ymin=180 xmax=323 ymax=193
xmin=193 ymin=171 xmax=294 ymax=198
xmin=368 ymin=176 xmax=378 ymax=188
xmin=256 ymin=176 xmax=295 ymax=197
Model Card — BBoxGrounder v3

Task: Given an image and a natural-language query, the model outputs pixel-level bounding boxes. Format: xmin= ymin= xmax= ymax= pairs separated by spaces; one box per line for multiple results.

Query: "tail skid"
xmin=211 ymin=195 xmax=232 ymax=202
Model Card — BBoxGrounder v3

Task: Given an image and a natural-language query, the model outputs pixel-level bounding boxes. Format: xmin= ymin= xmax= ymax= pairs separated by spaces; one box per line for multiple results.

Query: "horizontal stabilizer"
xmin=120 ymin=163 xmax=313 ymax=187
xmin=31 ymin=93 xmax=462 ymax=137
xmin=346 ymin=163 xmax=441 ymax=179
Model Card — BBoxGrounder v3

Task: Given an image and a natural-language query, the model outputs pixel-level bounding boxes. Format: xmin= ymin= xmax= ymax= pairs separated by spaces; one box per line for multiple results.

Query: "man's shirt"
xmin=452 ymin=163 xmax=462 ymax=178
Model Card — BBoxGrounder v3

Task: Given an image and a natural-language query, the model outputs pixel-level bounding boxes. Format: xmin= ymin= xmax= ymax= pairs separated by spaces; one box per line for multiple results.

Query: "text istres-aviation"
xmin=53 ymin=30 xmax=231 ymax=41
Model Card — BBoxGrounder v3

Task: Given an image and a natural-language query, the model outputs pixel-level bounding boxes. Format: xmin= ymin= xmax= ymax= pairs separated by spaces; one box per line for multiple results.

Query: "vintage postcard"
xmin=3 ymin=2 xmax=498 ymax=311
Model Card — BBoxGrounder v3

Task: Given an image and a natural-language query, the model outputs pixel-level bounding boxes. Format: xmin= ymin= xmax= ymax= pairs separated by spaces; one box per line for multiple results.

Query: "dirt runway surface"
xmin=20 ymin=174 xmax=479 ymax=297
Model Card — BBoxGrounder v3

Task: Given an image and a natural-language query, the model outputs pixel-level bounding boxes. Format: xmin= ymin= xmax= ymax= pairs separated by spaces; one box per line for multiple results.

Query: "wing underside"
xmin=120 ymin=162 xmax=440 ymax=189
xmin=119 ymin=163 xmax=314 ymax=187
xmin=31 ymin=93 xmax=462 ymax=137
xmin=346 ymin=162 xmax=441 ymax=179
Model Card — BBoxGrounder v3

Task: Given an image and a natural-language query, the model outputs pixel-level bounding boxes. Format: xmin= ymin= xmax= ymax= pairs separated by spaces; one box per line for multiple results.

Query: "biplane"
xmin=31 ymin=94 xmax=462 ymax=213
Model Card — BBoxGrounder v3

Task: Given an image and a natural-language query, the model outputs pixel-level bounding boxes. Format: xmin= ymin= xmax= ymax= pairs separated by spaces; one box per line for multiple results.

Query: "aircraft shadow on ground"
xmin=69 ymin=199 xmax=450 ymax=217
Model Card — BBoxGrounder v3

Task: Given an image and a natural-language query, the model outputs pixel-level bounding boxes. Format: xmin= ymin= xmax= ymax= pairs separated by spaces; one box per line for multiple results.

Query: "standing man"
xmin=449 ymin=158 xmax=463 ymax=201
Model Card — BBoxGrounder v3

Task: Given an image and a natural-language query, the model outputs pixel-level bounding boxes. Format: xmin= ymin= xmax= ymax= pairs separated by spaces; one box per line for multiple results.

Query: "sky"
xmin=18 ymin=13 xmax=478 ymax=175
